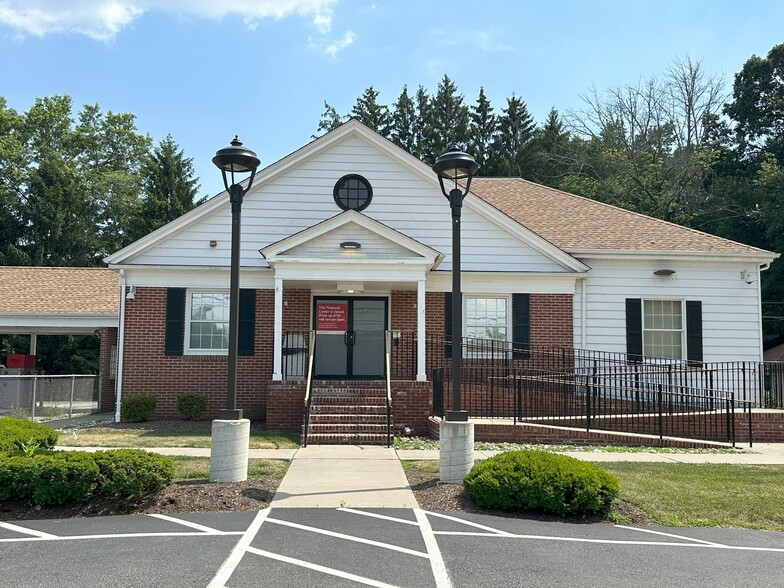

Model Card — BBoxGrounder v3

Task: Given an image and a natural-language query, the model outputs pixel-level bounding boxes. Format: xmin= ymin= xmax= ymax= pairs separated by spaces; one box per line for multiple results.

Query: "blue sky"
xmin=1 ymin=0 xmax=782 ymax=198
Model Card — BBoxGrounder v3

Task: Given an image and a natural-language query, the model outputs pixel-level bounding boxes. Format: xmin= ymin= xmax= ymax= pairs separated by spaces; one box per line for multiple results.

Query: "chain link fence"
xmin=0 ymin=374 xmax=99 ymax=420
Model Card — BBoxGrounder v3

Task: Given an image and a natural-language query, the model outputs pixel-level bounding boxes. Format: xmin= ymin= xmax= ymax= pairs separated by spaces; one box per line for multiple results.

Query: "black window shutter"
xmin=444 ymin=292 xmax=452 ymax=358
xmin=165 ymin=288 xmax=185 ymax=356
xmin=238 ymin=289 xmax=256 ymax=356
xmin=625 ymin=298 xmax=643 ymax=362
xmin=512 ymin=293 xmax=530 ymax=358
xmin=686 ymin=300 xmax=703 ymax=365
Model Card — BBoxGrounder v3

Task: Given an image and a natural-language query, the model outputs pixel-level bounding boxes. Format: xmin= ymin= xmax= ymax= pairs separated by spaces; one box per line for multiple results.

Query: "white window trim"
xmin=641 ymin=298 xmax=685 ymax=361
xmin=463 ymin=294 xmax=513 ymax=358
xmin=184 ymin=289 xmax=230 ymax=356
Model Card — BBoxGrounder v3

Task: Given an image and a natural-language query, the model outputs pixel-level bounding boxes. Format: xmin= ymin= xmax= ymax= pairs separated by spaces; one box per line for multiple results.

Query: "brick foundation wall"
xmin=267 ymin=383 xmax=306 ymax=431
xmin=392 ymin=381 xmax=431 ymax=436
xmin=98 ymin=327 xmax=117 ymax=413
xmin=428 ymin=418 xmax=734 ymax=449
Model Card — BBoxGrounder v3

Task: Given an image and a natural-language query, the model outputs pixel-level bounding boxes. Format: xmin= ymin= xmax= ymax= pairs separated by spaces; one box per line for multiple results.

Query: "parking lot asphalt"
xmin=2 ymin=508 xmax=784 ymax=588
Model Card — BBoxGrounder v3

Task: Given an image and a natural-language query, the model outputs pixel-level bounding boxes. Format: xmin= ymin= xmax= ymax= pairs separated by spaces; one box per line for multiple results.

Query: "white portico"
xmin=260 ymin=209 xmax=443 ymax=382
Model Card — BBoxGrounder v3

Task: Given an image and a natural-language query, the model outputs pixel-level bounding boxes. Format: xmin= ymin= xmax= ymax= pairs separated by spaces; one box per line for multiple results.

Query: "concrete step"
xmin=308 ymin=423 xmax=387 ymax=435
xmin=309 ymin=413 xmax=389 ymax=423
xmin=309 ymin=404 xmax=387 ymax=415
xmin=304 ymin=432 xmax=390 ymax=445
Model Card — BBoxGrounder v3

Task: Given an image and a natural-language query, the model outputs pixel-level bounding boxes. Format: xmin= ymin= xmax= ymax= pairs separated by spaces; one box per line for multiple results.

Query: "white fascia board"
xmin=0 ymin=313 xmax=118 ymax=334
xmin=115 ymin=265 xmax=275 ymax=289
xmin=426 ymin=271 xmax=579 ymax=294
xmin=260 ymin=209 xmax=442 ymax=263
xmin=273 ymin=262 xmax=426 ymax=282
xmin=569 ymin=249 xmax=780 ymax=263
xmin=463 ymin=195 xmax=590 ymax=273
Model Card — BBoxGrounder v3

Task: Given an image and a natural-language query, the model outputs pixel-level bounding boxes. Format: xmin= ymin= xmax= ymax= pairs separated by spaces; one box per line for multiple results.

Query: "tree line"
xmin=317 ymin=44 xmax=784 ymax=346
xmin=0 ymin=96 xmax=201 ymax=371
xmin=2 ymin=42 xmax=784 ymax=372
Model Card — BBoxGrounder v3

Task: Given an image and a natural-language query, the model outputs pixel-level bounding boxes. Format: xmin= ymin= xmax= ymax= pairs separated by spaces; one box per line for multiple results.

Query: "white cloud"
xmin=324 ymin=30 xmax=354 ymax=57
xmin=0 ymin=0 xmax=337 ymax=41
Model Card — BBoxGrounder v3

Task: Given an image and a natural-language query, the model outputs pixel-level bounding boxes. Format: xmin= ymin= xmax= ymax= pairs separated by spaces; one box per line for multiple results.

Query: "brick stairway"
xmin=304 ymin=382 xmax=391 ymax=445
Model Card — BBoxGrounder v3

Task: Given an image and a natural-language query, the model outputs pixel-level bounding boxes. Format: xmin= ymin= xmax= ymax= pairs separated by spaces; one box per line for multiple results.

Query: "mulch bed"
xmin=0 ymin=469 xmax=655 ymax=526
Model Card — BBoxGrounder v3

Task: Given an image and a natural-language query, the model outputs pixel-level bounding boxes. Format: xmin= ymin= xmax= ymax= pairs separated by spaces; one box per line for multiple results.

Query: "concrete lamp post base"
xmin=209 ymin=418 xmax=250 ymax=482
xmin=439 ymin=419 xmax=474 ymax=484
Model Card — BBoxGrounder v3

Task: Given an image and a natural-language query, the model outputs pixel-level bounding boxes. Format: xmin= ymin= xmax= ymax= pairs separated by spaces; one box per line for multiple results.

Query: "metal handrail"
xmin=302 ymin=330 xmax=316 ymax=447
xmin=385 ymin=330 xmax=392 ymax=448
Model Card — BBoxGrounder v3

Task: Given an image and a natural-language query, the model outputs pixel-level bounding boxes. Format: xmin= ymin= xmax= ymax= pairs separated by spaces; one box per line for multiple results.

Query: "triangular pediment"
xmin=261 ymin=210 xmax=443 ymax=268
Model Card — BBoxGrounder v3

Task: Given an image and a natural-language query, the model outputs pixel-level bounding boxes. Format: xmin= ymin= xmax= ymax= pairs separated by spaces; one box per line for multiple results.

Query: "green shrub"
xmin=0 ymin=417 xmax=58 ymax=452
xmin=177 ymin=393 xmax=208 ymax=420
xmin=122 ymin=395 xmax=157 ymax=422
xmin=93 ymin=449 xmax=175 ymax=497
xmin=463 ymin=450 xmax=619 ymax=517
xmin=0 ymin=452 xmax=98 ymax=505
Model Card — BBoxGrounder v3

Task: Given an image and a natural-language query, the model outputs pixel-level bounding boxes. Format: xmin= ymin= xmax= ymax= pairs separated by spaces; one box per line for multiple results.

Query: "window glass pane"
xmin=189 ymin=292 xmax=230 ymax=351
xmin=642 ymin=299 xmax=683 ymax=359
xmin=465 ymin=297 xmax=507 ymax=342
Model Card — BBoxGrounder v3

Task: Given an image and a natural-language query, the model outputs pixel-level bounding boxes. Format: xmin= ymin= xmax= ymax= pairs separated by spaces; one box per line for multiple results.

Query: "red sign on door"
xmin=316 ymin=302 xmax=348 ymax=332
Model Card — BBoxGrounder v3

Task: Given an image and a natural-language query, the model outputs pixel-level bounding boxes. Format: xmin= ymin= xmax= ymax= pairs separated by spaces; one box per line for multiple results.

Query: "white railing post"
xmin=69 ymin=375 xmax=76 ymax=418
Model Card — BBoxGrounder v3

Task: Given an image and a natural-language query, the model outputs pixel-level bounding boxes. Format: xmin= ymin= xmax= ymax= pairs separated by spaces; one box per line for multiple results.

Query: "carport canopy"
xmin=0 ymin=267 xmax=119 ymax=337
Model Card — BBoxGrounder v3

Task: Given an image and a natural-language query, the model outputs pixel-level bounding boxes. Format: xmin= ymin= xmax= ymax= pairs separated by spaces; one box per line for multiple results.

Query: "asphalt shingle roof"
xmin=471 ymin=177 xmax=771 ymax=255
xmin=0 ymin=267 xmax=118 ymax=314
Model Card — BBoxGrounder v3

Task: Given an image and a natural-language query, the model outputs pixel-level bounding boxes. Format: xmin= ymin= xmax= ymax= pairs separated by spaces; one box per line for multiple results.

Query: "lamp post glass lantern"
xmin=212 ymin=136 xmax=260 ymax=420
xmin=432 ymin=146 xmax=479 ymax=422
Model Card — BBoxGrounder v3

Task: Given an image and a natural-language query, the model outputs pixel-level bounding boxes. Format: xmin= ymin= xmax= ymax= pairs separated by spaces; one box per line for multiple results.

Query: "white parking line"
xmin=147 ymin=513 xmax=223 ymax=534
xmin=0 ymin=521 xmax=57 ymax=539
xmin=425 ymin=512 xmax=516 ymax=536
xmin=246 ymin=546 xmax=404 ymax=588
xmin=207 ymin=508 xmax=271 ymax=588
xmin=415 ymin=509 xmax=452 ymax=588
xmin=338 ymin=507 xmax=420 ymax=526
xmin=615 ymin=525 xmax=726 ymax=546
xmin=265 ymin=516 xmax=429 ymax=558
xmin=0 ymin=531 xmax=243 ymax=544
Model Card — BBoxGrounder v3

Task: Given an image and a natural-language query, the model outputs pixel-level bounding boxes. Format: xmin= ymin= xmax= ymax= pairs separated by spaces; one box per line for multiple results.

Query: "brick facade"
xmin=98 ymin=326 xmax=117 ymax=413
xmin=119 ymin=286 xmax=574 ymax=426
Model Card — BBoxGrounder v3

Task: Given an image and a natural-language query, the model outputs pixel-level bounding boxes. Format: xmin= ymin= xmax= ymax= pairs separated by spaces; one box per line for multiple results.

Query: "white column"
xmin=272 ymin=277 xmax=283 ymax=381
xmin=417 ymin=278 xmax=427 ymax=381
xmin=29 ymin=333 xmax=37 ymax=355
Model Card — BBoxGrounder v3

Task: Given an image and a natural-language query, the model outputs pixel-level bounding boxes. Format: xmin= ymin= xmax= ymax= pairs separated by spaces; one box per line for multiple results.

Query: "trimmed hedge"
xmin=122 ymin=395 xmax=156 ymax=422
xmin=177 ymin=393 xmax=208 ymax=420
xmin=463 ymin=450 xmax=619 ymax=517
xmin=93 ymin=449 xmax=175 ymax=497
xmin=0 ymin=452 xmax=98 ymax=505
xmin=0 ymin=449 xmax=175 ymax=505
xmin=0 ymin=417 xmax=58 ymax=452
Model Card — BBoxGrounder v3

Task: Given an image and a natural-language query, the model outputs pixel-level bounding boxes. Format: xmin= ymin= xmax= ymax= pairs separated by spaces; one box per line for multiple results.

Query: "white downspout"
xmin=580 ymin=276 xmax=587 ymax=349
xmin=115 ymin=269 xmax=127 ymax=423
xmin=417 ymin=278 xmax=426 ymax=381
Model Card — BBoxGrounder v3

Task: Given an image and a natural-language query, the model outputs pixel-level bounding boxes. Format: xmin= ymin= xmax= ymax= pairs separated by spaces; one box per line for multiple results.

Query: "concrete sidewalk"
xmin=56 ymin=443 xmax=784 ymax=464
xmin=271 ymin=445 xmax=416 ymax=508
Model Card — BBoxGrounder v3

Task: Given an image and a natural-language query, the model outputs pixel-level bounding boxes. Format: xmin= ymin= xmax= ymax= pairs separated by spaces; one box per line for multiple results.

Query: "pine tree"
xmin=351 ymin=86 xmax=390 ymax=135
xmin=494 ymin=95 xmax=536 ymax=178
xmin=413 ymin=86 xmax=433 ymax=160
xmin=428 ymin=75 xmax=470 ymax=161
xmin=530 ymin=108 xmax=571 ymax=186
xmin=132 ymin=134 xmax=201 ymax=240
xmin=315 ymin=101 xmax=346 ymax=137
xmin=469 ymin=87 xmax=497 ymax=175
xmin=390 ymin=85 xmax=417 ymax=153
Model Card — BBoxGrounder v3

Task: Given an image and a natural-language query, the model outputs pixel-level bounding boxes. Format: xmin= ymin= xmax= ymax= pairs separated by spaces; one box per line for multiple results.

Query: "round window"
xmin=333 ymin=174 xmax=373 ymax=211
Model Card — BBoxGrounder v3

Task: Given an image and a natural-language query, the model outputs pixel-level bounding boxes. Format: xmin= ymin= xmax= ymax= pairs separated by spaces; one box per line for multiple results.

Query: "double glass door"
xmin=313 ymin=297 xmax=387 ymax=379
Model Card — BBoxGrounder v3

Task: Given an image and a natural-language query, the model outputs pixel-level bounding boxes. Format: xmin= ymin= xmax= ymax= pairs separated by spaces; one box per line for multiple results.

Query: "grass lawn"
xmin=57 ymin=427 xmax=300 ymax=450
xmin=602 ymin=463 xmax=784 ymax=531
xmin=402 ymin=459 xmax=784 ymax=531
xmin=171 ymin=456 xmax=289 ymax=480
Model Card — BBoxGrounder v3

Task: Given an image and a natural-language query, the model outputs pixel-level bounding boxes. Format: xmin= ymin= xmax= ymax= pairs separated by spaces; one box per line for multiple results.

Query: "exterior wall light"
xmin=653 ymin=269 xmax=676 ymax=277
xmin=340 ymin=241 xmax=361 ymax=250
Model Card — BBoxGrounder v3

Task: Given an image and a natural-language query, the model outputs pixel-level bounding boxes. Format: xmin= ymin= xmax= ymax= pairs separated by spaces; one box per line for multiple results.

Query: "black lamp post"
xmin=432 ymin=146 xmax=479 ymax=422
xmin=213 ymin=136 xmax=261 ymax=420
